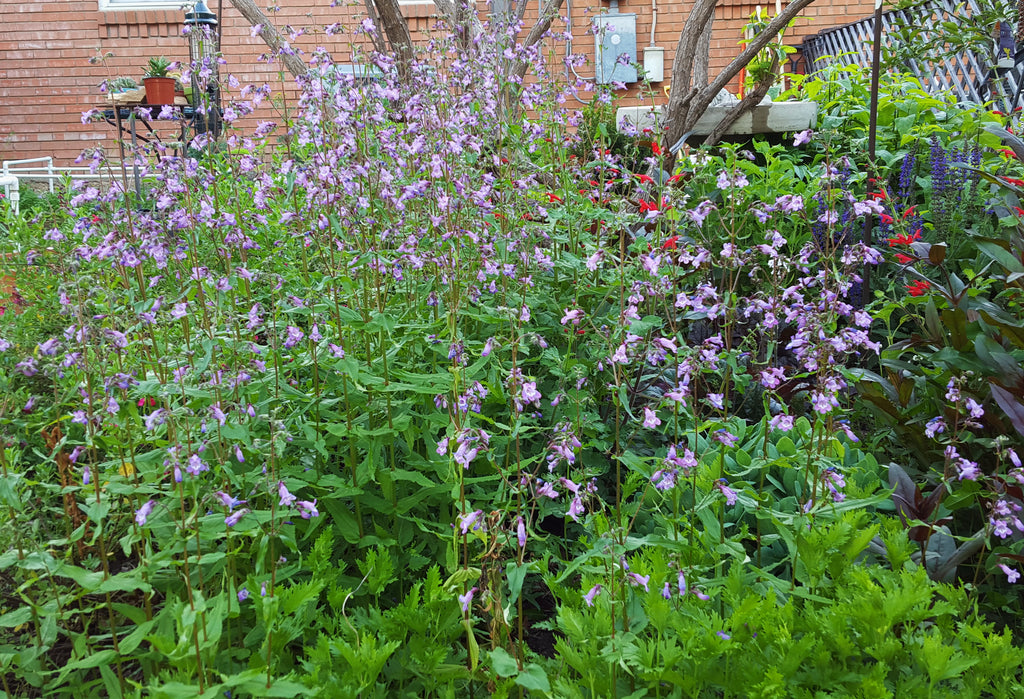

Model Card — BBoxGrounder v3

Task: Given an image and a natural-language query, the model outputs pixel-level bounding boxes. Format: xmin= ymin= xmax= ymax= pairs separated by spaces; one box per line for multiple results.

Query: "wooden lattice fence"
xmin=801 ymin=0 xmax=1023 ymax=112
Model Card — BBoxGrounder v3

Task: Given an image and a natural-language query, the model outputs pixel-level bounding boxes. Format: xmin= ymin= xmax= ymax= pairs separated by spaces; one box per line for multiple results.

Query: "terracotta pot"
xmin=143 ymin=76 xmax=176 ymax=106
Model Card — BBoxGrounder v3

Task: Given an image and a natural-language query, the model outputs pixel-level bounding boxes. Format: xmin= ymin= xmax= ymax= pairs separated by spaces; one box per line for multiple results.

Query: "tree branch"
xmin=701 ymin=56 xmax=779 ymax=146
xmin=227 ymin=0 xmax=308 ymax=80
xmin=371 ymin=0 xmax=415 ymax=81
xmin=663 ymin=0 xmax=820 ymax=160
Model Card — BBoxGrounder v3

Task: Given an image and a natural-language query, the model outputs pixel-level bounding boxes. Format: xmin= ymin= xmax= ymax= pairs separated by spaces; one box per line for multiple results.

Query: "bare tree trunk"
xmin=362 ymin=0 xmax=390 ymax=56
xmin=663 ymin=0 xmax=718 ymax=153
xmin=227 ymin=0 xmax=309 ymax=80
xmin=702 ymin=56 xmax=779 ymax=146
xmin=508 ymin=0 xmax=568 ymax=85
xmin=372 ymin=0 xmax=415 ymax=80
xmin=434 ymin=0 xmax=485 ymax=43
xmin=662 ymin=0 xmax=820 ymax=167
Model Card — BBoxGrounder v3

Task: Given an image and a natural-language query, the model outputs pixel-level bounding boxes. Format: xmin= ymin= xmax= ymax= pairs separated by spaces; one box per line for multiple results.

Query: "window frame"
xmin=98 ymin=0 xmax=185 ymax=11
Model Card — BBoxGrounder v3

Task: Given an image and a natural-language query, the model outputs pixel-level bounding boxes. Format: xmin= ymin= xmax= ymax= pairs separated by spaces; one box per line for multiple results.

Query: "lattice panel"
xmin=801 ymin=0 xmax=1022 ymax=112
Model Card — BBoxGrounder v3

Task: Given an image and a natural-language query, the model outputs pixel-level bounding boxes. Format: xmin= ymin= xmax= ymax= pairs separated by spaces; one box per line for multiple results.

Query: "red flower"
xmin=887 ymin=231 xmax=922 ymax=246
xmin=650 ymin=141 xmax=662 ymax=156
xmin=546 ymin=192 xmax=562 ymax=203
xmin=894 ymin=253 xmax=915 ymax=263
xmin=1015 ymin=207 xmax=1024 ymax=217
xmin=635 ymin=174 xmax=654 ymax=185
xmin=1002 ymin=176 xmax=1024 ymax=187
xmin=868 ymin=191 xmax=887 ymax=201
xmin=880 ymin=213 xmax=894 ymax=225
xmin=667 ymin=173 xmax=685 ymax=184
xmin=1001 ymin=148 xmax=1017 ymax=159
xmin=902 ymin=206 xmax=916 ymax=219
xmin=662 ymin=235 xmax=679 ymax=250
xmin=639 ymin=199 xmax=659 ymax=213
xmin=906 ymin=280 xmax=931 ymax=296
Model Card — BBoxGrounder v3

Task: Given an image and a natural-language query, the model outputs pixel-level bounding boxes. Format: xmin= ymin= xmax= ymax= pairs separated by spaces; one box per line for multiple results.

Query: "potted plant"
xmin=142 ymin=57 xmax=176 ymax=106
xmin=106 ymin=76 xmax=138 ymax=95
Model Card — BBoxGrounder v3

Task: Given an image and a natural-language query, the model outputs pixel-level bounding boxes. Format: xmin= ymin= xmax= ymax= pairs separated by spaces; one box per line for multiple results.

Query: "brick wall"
xmin=0 ymin=0 xmax=876 ymax=168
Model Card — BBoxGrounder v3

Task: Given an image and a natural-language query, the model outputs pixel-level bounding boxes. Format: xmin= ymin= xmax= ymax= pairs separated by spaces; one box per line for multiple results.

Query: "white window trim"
xmin=99 ymin=0 xmax=185 ymax=11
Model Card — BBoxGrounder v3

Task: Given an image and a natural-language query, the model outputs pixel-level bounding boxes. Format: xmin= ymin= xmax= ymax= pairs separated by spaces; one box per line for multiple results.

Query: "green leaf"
xmin=514 ymin=663 xmax=551 ymax=693
xmin=490 ymin=647 xmax=519 ymax=678
xmin=0 ymin=607 xmax=31 ymax=628
xmin=506 ymin=561 xmax=529 ymax=609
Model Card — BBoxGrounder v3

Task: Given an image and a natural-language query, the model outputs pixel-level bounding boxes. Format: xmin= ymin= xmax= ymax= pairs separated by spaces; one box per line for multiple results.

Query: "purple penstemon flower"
xmin=642 ymin=407 xmax=661 ymax=429
xmin=278 ymin=481 xmax=297 ymax=507
xmin=283 ymin=326 xmax=304 ymax=349
xmin=561 ymin=308 xmax=584 ymax=326
xmin=225 ymin=508 xmax=250 ymax=527
xmin=583 ymin=584 xmax=602 ymax=606
xmin=627 ymin=573 xmax=650 ymax=592
xmin=458 ymin=509 xmax=484 ymax=534
xmin=715 ymin=479 xmax=738 ymax=505
xmin=458 ymin=587 xmax=477 ymax=614
xmin=237 ymin=587 xmax=250 ymax=602
xmin=185 ymin=454 xmax=207 ymax=476
xmin=567 ymin=495 xmax=585 ymax=522
xmin=214 ymin=491 xmax=246 ymax=511
xmin=999 ymin=563 xmax=1020 ymax=583
xmin=135 ymin=499 xmax=156 ymax=526
xmin=516 ymin=516 xmax=527 ymax=548
xmin=713 ymin=429 xmax=738 ymax=447
xmin=536 ymin=479 xmax=559 ymax=499
xmin=296 ymin=499 xmax=319 ymax=519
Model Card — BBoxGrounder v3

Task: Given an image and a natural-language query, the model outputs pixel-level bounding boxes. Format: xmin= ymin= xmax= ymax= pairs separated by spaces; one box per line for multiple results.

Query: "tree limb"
xmin=509 ymin=0 xmax=568 ymax=85
xmin=227 ymin=0 xmax=308 ymax=80
xmin=702 ymin=55 xmax=779 ymax=146
xmin=371 ymin=0 xmax=415 ymax=81
xmin=662 ymin=0 xmax=718 ymax=154
xmin=663 ymin=0 xmax=820 ymax=160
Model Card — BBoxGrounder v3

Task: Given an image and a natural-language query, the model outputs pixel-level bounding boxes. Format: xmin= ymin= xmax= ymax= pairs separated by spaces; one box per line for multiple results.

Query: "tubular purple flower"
xmin=186 ymin=454 xmax=207 ymax=476
xmin=215 ymin=491 xmax=246 ymax=511
xmin=516 ymin=516 xmax=527 ymax=548
xmin=135 ymin=499 xmax=156 ymax=526
xmin=237 ymin=587 xmax=250 ymax=602
xmin=713 ymin=429 xmax=738 ymax=447
xmin=458 ymin=509 xmax=483 ymax=534
xmin=296 ymin=499 xmax=319 ymax=519
xmin=536 ymin=479 xmax=559 ymax=499
xmin=643 ymin=407 xmax=661 ymax=429
xmin=715 ymin=479 xmax=738 ymax=505
xmin=561 ymin=308 xmax=584 ymax=326
xmin=627 ymin=573 xmax=650 ymax=592
xmin=583 ymin=584 xmax=602 ymax=606
xmin=278 ymin=481 xmax=297 ymax=507
xmin=458 ymin=587 xmax=477 ymax=614
xmin=567 ymin=495 xmax=585 ymax=522
xmin=225 ymin=508 xmax=250 ymax=527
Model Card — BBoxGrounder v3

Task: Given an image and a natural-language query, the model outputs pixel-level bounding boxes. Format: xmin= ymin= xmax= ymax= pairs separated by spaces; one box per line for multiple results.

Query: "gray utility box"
xmin=594 ymin=13 xmax=638 ymax=84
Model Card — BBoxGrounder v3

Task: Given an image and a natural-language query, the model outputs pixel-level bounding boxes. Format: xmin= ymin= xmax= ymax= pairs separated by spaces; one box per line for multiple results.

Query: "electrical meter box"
xmin=594 ymin=13 xmax=638 ymax=84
